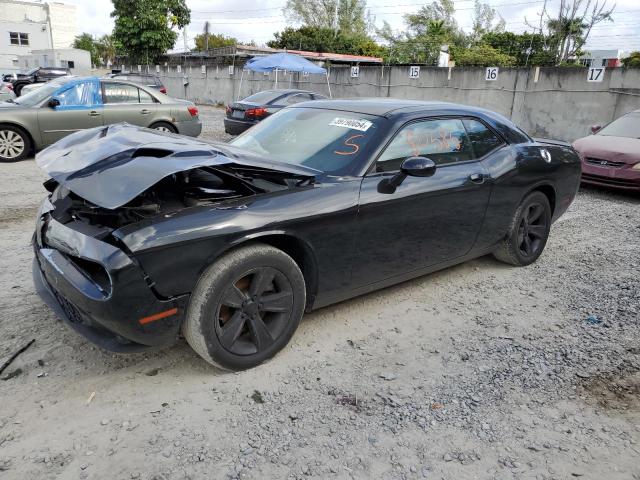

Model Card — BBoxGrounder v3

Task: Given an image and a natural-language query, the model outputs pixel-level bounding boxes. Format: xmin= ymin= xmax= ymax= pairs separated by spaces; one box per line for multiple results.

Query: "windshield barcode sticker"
xmin=329 ymin=118 xmax=373 ymax=132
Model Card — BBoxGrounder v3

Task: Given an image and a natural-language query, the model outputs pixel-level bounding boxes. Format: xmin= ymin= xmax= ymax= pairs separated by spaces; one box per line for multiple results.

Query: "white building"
xmin=0 ymin=0 xmax=79 ymax=74
xmin=18 ymin=47 xmax=91 ymax=73
xmin=579 ymin=49 xmax=626 ymax=68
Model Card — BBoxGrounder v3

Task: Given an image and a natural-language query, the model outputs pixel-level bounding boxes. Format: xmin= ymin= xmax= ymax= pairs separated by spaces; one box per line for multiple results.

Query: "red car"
xmin=573 ymin=110 xmax=640 ymax=191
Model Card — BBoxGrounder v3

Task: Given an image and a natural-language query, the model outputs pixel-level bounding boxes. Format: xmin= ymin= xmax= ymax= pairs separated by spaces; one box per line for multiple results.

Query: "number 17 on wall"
xmin=587 ymin=67 xmax=605 ymax=82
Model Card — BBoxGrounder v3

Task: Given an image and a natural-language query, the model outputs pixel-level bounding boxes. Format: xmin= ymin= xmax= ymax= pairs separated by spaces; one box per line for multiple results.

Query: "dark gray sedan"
xmin=0 ymin=76 xmax=202 ymax=161
xmin=224 ymin=89 xmax=327 ymax=135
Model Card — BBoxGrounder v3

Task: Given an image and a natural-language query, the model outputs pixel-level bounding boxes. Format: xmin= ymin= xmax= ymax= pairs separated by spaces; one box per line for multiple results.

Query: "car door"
xmin=101 ymin=82 xmax=157 ymax=127
xmin=351 ymin=117 xmax=495 ymax=287
xmin=37 ymin=78 xmax=104 ymax=146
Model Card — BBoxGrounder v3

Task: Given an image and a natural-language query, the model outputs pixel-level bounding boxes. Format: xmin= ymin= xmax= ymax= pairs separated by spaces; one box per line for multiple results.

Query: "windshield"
xmin=25 ymin=67 xmax=39 ymax=75
xmin=241 ymin=90 xmax=284 ymax=105
xmin=597 ymin=112 xmax=640 ymax=139
xmin=230 ymin=107 xmax=384 ymax=174
xmin=14 ymin=78 xmax=69 ymax=107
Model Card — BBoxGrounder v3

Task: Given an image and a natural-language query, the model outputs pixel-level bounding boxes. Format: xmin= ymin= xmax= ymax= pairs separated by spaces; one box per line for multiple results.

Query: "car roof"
xmin=113 ymin=73 xmax=158 ymax=78
xmin=295 ymin=98 xmax=463 ymax=117
xmin=291 ymin=98 xmax=533 ymax=144
xmin=259 ymin=89 xmax=318 ymax=95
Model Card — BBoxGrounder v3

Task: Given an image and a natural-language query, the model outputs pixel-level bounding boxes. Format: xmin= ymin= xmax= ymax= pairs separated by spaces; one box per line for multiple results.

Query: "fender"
xmin=198 ymin=229 xmax=321 ymax=310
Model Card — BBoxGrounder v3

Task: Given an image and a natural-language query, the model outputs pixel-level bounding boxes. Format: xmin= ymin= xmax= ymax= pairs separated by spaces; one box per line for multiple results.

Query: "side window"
xmin=55 ymin=81 xmax=100 ymax=108
xmin=376 ymin=118 xmax=473 ymax=172
xmin=462 ymin=119 xmax=504 ymax=158
xmin=138 ymin=88 xmax=155 ymax=103
xmin=285 ymin=94 xmax=312 ymax=105
xmin=103 ymin=83 xmax=140 ymax=104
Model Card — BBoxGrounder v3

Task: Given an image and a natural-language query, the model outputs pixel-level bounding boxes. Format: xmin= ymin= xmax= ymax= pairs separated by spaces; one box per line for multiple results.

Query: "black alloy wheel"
xmin=183 ymin=243 xmax=306 ymax=371
xmin=516 ymin=202 xmax=548 ymax=258
xmin=215 ymin=267 xmax=294 ymax=356
xmin=493 ymin=190 xmax=551 ymax=266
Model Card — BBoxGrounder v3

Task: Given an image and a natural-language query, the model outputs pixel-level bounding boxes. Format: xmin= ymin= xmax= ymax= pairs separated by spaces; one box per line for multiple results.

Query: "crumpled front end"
xmin=32 ymin=194 xmax=188 ymax=352
xmin=32 ymin=123 xmax=318 ymax=352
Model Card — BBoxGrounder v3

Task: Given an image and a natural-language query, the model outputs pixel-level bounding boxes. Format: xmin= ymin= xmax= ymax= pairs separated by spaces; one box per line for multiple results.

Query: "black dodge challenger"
xmin=33 ymin=100 xmax=582 ymax=370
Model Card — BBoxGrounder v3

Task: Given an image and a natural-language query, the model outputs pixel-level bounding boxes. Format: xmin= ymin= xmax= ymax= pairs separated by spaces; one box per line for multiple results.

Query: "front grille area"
xmin=586 ymin=157 xmax=626 ymax=168
xmin=51 ymin=289 xmax=88 ymax=325
xmin=582 ymin=173 xmax=640 ymax=188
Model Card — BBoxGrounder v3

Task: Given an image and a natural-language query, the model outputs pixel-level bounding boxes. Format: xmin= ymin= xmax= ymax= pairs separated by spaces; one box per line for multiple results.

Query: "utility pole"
xmin=204 ymin=21 xmax=210 ymax=53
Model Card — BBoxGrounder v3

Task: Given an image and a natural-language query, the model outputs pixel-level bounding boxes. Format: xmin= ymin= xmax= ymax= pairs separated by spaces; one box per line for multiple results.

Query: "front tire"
xmin=183 ymin=244 xmax=306 ymax=371
xmin=493 ymin=191 xmax=551 ymax=266
xmin=0 ymin=125 xmax=30 ymax=162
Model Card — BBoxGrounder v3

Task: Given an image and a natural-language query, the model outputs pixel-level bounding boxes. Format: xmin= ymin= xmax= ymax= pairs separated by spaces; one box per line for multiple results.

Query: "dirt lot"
xmin=1 ymin=106 xmax=639 ymax=480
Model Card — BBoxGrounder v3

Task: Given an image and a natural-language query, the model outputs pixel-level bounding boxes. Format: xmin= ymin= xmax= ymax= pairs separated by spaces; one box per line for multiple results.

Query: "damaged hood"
xmin=36 ymin=123 xmax=320 ymax=210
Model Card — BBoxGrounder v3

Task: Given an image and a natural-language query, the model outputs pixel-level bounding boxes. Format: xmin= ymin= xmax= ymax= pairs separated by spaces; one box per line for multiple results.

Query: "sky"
xmin=61 ymin=0 xmax=640 ymax=53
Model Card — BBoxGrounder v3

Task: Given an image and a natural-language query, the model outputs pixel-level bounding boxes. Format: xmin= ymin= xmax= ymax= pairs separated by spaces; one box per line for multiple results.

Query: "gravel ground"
xmin=0 ymin=105 xmax=639 ymax=480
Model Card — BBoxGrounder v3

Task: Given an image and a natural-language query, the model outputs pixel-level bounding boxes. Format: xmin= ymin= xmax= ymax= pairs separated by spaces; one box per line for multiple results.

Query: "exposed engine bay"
xmin=46 ymin=165 xmax=313 ymax=232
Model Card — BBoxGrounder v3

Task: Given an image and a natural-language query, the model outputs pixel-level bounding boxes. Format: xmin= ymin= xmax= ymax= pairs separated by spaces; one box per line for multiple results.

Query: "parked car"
xmin=572 ymin=110 xmax=640 ymax=192
xmin=18 ymin=82 xmax=45 ymax=95
xmin=0 ymin=82 xmax=15 ymax=102
xmin=32 ymin=99 xmax=581 ymax=370
xmin=224 ymin=89 xmax=327 ymax=135
xmin=3 ymin=67 xmax=70 ymax=96
xmin=105 ymin=72 xmax=167 ymax=94
xmin=0 ymin=76 xmax=201 ymax=161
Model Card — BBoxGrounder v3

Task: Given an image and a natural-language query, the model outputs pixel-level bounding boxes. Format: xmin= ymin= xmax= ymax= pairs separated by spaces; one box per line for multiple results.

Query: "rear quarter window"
xmin=462 ymin=119 xmax=504 ymax=158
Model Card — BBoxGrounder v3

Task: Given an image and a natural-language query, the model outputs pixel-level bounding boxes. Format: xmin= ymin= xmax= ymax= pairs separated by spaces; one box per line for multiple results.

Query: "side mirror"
xmin=378 ymin=156 xmax=436 ymax=194
xmin=401 ymin=156 xmax=437 ymax=177
xmin=48 ymin=98 xmax=60 ymax=109
xmin=590 ymin=124 xmax=602 ymax=134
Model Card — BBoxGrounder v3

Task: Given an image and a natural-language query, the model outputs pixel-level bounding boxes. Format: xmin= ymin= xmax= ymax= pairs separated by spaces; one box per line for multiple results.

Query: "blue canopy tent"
xmin=238 ymin=52 xmax=331 ymax=100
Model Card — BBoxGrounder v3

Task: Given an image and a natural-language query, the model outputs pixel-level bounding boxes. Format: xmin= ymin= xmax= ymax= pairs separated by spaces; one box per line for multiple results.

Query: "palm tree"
xmin=96 ymin=35 xmax=117 ymax=67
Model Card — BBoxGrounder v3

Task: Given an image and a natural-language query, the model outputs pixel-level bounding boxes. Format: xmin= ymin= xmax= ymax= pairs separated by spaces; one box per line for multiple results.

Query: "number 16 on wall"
xmin=485 ymin=67 xmax=499 ymax=81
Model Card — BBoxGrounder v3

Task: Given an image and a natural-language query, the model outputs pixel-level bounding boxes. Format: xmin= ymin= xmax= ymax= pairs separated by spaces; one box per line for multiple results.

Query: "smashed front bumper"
xmin=32 ymin=198 xmax=188 ymax=353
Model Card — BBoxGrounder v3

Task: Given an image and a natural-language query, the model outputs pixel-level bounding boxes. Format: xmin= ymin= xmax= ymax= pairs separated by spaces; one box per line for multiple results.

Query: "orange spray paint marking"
xmin=138 ymin=308 xmax=178 ymax=325
xmin=334 ymin=134 xmax=365 ymax=156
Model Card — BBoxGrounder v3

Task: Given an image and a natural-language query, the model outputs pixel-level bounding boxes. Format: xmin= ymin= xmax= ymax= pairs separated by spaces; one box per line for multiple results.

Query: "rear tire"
xmin=0 ymin=125 xmax=31 ymax=162
xmin=493 ymin=191 xmax=551 ymax=266
xmin=150 ymin=121 xmax=177 ymax=133
xmin=183 ymin=243 xmax=306 ymax=371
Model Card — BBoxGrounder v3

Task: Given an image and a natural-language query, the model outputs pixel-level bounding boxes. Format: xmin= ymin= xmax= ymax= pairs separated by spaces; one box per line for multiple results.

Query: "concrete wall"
xmin=146 ymin=64 xmax=640 ymax=142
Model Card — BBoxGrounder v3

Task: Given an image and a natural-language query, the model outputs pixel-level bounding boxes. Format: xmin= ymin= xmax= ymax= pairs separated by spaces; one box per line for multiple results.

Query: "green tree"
xmin=470 ymin=0 xmax=505 ymax=43
xmin=541 ymin=0 xmax=615 ymax=64
xmin=451 ymin=44 xmax=516 ymax=66
xmin=482 ymin=31 xmax=556 ymax=66
xmin=111 ymin=0 xmax=190 ymax=63
xmin=404 ymin=0 xmax=458 ymax=35
xmin=268 ymin=26 xmax=385 ymax=58
xmin=193 ymin=32 xmax=237 ymax=51
xmin=622 ymin=52 xmax=640 ymax=68
xmin=284 ymin=0 xmax=371 ymax=36
xmin=378 ymin=0 xmax=467 ymax=65
xmin=95 ymin=34 xmax=118 ymax=66
xmin=73 ymin=33 xmax=100 ymax=67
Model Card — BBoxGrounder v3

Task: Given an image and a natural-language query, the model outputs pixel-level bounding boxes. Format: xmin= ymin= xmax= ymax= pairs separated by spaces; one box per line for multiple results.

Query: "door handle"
xmin=88 ymin=110 xmax=101 ymax=117
xmin=469 ymin=173 xmax=486 ymax=184
xmin=140 ymin=109 xmax=151 ymax=115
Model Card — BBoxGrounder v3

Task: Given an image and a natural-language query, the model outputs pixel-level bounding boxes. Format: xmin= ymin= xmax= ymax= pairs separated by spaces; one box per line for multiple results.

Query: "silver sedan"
xmin=0 ymin=76 xmax=202 ymax=162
